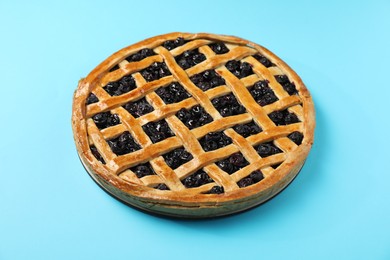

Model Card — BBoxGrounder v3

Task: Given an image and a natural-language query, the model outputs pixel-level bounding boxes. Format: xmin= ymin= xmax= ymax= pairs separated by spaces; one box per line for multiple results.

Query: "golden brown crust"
xmin=72 ymin=32 xmax=315 ymax=217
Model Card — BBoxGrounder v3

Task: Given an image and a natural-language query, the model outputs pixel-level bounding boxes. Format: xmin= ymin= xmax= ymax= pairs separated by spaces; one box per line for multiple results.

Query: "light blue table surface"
xmin=1 ymin=1 xmax=389 ymax=259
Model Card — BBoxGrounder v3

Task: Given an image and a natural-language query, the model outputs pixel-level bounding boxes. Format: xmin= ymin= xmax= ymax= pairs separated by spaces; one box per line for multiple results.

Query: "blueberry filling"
xmin=216 ymin=153 xmax=249 ymax=174
xmin=92 ymin=112 xmax=121 ymax=130
xmin=209 ymin=42 xmax=229 ymax=54
xmin=212 ymin=93 xmax=246 ymax=117
xmin=142 ymin=119 xmax=174 ymax=143
xmin=199 ymin=131 xmax=232 ymax=152
xmin=268 ymin=109 xmax=300 ymax=125
xmin=249 ymin=80 xmax=278 ymax=106
xmin=103 ymin=75 xmax=136 ymax=96
xmin=176 ymin=105 xmax=213 ymax=129
xmin=225 ymin=60 xmax=254 ymax=78
xmin=130 ymin=163 xmax=155 ymax=178
xmin=141 ymin=62 xmax=171 ymax=82
xmin=190 ymin=70 xmax=225 ymax=91
xmin=253 ymin=54 xmax=274 ymax=68
xmin=163 ymin=37 xmax=186 ymax=50
xmin=123 ymin=97 xmax=154 ymax=118
xmin=155 ymin=82 xmax=191 ymax=104
xmin=163 ymin=147 xmax=193 ymax=169
xmin=233 ymin=121 xmax=262 ymax=138
xmin=90 ymin=145 xmax=105 ymax=164
xmin=107 ymin=131 xmax=141 ymax=155
xmin=155 ymin=183 xmax=170 ymax=190
xmin=175 ymin=49 xmax=206 ymax=70
xmin=205 ymin=186 xmax=224 ymax=194
xmin=182 ymin=170 xmax=213 ymax=188
xmin=271 ymin=163 xmax=281 ymax=169
xmin=275 ymin=75 xmax=298 ymax=95
xmin=86 ymin=93 xmax=99 ymax=105
xmin=109 ymin=64 xmax=120 ymax=72
xmin=255 ymin=142 xmax=282 ymax=158
xmin=126 ymin=48 xmax=155 ymax=62
xmin=237 ymin=170 xmax=264 ymax=188
xmin=288 ymin=131 xmax=304 ymax=145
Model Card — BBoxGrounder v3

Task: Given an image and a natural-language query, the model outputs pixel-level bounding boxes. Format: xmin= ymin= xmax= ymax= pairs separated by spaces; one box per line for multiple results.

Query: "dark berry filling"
xmin=212 ymin=93 xmax=246 ymax=117
xmin=162 ymin=37 xmax=186 ymax=50
xmin=190 ymin=70 xmax=225 ymax=91
xmin=182 ymin=170 xmax=213 ymax=188
xmin=176 ymin=105 xmax=213 ymax=129
xmin=175 ymin=49 xmax=206 ymax=70
xmin=155 ymin=183 xmax=170 ymax=190
xmin=103 ymin=75 xmax=136 ymax=96
xmin=216 ymin=153 xmax=249 ymax=174
xmin=155 ymin=82 xmax=191 ymax=104
xmin=249 ymin=80 xmax=278 ymax=106
xmin=86 ymin=93 xmax=99 ymax=105
xmin=123 ymin=97 xmax=154 ymax=118
xmin=90 ymin=145 xmax=105 ymax=164
xmin=268 ymin=109 xmax=300 ymax=125
xmin=199 ymin=131 xmax=232 ymax=152
xmin=107 ymin=131 xmax=141 ymax=155
xmin=141 ymin=62 xmax=171 ymax=82
xmin=163 ymin=147 xmax=193 ymax=169
xmin=271 ymin=163 xmax=281 ymax=169
xmin=92 ymin=112 xmax=121 ymax=130
xmin=209 ymin=42 xmax=229 ymax=54
xmin=126 ymin=48 xmax=155 ymax=62
xmin=225 ymin=60 xmax=254 ymax=78
xmin=233 ymin=121 xmax=262 ymax=138
xmin=237 ymin=170 xmax=264 ymax=188
xmin=275 ymin=75 xmax=298 ymax=95
xmin=253 ymin=54 xmax=274 ymax=68
xmin=288 ymin=131 xmax=304 ymax=145
xmin=130 ymin=163 xmax=155 ymax=178
xmin=109 ymin=64 xmax=120 ymax=72
xmin=205 ymin=186 xmax=224 ymax=194
xmin=255 ymin=142 xmax=282 ymax=158
xmin=142 ymin=119 xmax=174 ymax=143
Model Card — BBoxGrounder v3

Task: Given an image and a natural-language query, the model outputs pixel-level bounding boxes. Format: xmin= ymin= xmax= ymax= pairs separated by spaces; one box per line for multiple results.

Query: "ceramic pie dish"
xmin=72 ymin=32 xmax=315 ymax=218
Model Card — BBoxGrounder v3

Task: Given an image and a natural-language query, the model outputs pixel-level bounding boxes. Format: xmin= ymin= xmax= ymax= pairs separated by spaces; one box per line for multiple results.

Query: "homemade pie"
xmin=72 ymin=32 xmax=315 ymax=218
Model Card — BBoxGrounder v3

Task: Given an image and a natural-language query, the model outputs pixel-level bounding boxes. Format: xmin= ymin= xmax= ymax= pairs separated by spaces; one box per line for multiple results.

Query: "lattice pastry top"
xmin=72 ymin=32 xmax=315 ymax=218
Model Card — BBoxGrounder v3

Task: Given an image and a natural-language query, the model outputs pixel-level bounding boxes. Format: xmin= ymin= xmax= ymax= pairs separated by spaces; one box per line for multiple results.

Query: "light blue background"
xmin=1 ymin=0 xmax=389 ymax=259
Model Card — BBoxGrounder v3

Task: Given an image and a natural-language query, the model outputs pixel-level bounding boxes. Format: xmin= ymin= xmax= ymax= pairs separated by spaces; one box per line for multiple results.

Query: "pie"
xmin=72 ymin=32 xmax=315 ymax=218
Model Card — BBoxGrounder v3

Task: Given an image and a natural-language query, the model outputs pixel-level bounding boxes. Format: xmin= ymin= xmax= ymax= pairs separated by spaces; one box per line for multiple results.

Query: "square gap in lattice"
xmin=155 ymin=82 xmax=192 ymax=104
xmin=176 ymin=104 xmax=213 ymax=130
xmin=122 ymin=97 xmax=154 ymax=118
xmin=175 ymin=48 xmax=206 ymax=70
xmin=211 ymin=92 xmax=246 ymax=117
xmin=248 ymin=79 xmax=279 ymax=107
xmin=103 ymin=75 xmax=137 ymax=96
xmin=215 ymin=152 xmax=249 ymax=175
xmin=162 ymin=147 xmax=193 ymax=170
xmin=199 ymin=131 xmax=232 ymax=152
xmin=190 ymin=69 xmax=226 ymax=91
xmin=107 ymin=131 xmax=142 ymax=156
xmin=232 ymin=120 xmax=262 ymax=138
xmin=253 ymin=141 xmax=283 ymax=158
xmin=142 ymin=119 xmax=175 ymax=144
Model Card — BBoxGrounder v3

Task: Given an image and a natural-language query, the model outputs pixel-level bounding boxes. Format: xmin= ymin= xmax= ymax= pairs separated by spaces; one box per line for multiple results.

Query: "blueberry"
xmin=216 ymin=159 xmax=235 ymax=174
xmin=237 ymin=177 xmax=253 ymax=188
xmin=90 ymin=146 xmax=105 ymax=164
xmin=212 ymin=93 xmax=246 ymax=117
xmin=163 ymin=147 xmax=193 ymax=169
xmin=253 ymin=54 xmax=273 ymax=67
xmin=175 ymin=49 xmax=205 ymax=69
xmin=176 ymin=105 xmax=212 ymax=129
xmin=109 ymin=64 xmax=120 ymax=72
xmin=209 ymin=42 xmax=229 ymax=54
xmin=200 ymin=131 xmax=232 ymax=152
xmin=126 ymin=48 xmax=156 ymax=62
xmin=256 ymin=142 xmax=282 ymax=157
xmin=131 ymin=163 xmax=155 ymax=178
xmin=182 ymin=170 xmax=213 ymax=188
xmin=275 ymin=75 xmax=298 ymax=95
xmin=229 ymin=153 xmax=247 ymax=167
xmin=141 ymin=62 xmax=171 ymax=82
xmin=288 ymin=131 xmax=304 ymax=145
xmin=86 ymin=93 xmax=99 ymax=105
xmin=142 ymin=120 xmax=174 ymax=143
xmin=93 ymin=112 xmax=121 ymax=129
xmin=269 ymin=110 xmax=300 ymax=125
xmin=103 ymin=76 xmax=136 ymax=96
xmin=108 ymin=131 xmax=141 ymax=155
xmin=156 ymin=82 xmax=191 ymax=104
xmin=206 ymin=186 xmax=224 ymax=194
xmin=155 ymin=183 xmax=170 ymax=190
xmin=191 ymin=70 xmax=225 ymax=91
xmin=123 ymin=97 xmax=154 ymax=118
xmin=249 ymin=170 xmax=264 ymax=183
xmin=163 ymin=40 xmax=176 ymax=50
